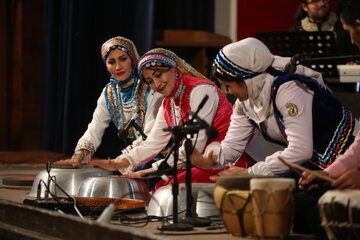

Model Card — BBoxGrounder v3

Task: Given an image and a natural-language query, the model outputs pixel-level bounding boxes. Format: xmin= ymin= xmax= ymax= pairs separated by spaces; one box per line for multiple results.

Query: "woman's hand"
xmin=54 ymin=158 xmax=81 ymax=168
xmin=331 ymin=168 xmax=360 ymax=189
xmin=54 ymin=150 xmax=89 ymax=168
xmin=190 ymin=148 xmax=218 ymax=167
xmin=89 ymin=158 xmax=130 ymax=171
xmin=210 ymin=163 xmax=248 ymax=181
xmin=299 ymin=170 xmax=330 ymax=191
xmin=128 ymin=168 xmax=155 ymax=179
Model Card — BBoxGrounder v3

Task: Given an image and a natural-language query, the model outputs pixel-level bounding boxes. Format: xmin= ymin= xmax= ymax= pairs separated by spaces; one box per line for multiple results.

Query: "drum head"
xmin=216 ymin=175 xmax=276 ymax=191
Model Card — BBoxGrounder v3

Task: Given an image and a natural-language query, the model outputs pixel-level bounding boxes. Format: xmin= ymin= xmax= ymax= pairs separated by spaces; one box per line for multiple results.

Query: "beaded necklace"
xmin=104 ymin=71 xmax=148 ymax=139
xmin=170 ymin=77 xmax=185 ymax=126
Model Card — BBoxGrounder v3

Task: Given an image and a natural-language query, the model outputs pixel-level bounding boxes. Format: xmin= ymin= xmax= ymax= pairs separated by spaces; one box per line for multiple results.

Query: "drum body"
xmin=318 ymin=189 xmax=360 ymax=240
xmin=250 ymin=178 xmax=295 ymax=239
xmin=214 ymin=175 xmax=273 ymax=237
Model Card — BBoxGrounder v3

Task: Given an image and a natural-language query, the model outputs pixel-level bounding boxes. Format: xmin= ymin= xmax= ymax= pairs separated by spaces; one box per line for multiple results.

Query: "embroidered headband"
xmin=101 ymin=36 xmax=139 ymax=63
xmin=212 ymin=49 xmax=261 ymax=81
xmin=138 ymin=49 xmax=177 ymax=74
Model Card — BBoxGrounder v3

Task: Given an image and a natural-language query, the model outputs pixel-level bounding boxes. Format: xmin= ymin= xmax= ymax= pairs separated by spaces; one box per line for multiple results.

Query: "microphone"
xmin=284 ymin=54 xmax=302 ymax=74
xmin=187 ymin=94 xmax=218 ymax=140
xmin=162 ymin=94 xmax=219 ymax=140
xmin=117 ymin=111 xmax=139 ymax=140
xmin=188 ymin=113 xmax=218 ymax=140
xmin=132 ymin=121 xmax=147 ymax=140
xmin=193 ymin=94 xmax=209 ymax=116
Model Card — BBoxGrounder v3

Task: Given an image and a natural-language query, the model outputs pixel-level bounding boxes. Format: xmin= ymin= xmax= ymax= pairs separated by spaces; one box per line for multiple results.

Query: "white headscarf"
xmin=220 ymin=37 xmax=326 ymax=123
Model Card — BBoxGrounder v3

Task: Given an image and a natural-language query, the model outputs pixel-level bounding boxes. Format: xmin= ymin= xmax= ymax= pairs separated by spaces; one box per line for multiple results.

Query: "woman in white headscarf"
xmin=192 ymin=37 xmax=357 ymax=177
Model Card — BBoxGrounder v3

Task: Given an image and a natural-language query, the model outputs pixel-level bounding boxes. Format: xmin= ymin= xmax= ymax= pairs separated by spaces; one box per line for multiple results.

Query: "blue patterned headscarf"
xmin=102 ymin=37 xmax=150 ymax=137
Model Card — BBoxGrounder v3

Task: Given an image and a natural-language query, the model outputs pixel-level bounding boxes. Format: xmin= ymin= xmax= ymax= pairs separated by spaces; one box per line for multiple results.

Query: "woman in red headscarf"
xmin=90 ymin=48 xmax=262 ymax=189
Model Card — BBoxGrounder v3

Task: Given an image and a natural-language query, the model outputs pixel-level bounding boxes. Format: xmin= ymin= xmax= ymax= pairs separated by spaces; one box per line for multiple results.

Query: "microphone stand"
xmin=158 ymin=94 xmax=213 ymax=230
xmin=179 ymin=138 xmax=211 ymax=227
xmin=158 ymin=126 xmax=193 ymax=231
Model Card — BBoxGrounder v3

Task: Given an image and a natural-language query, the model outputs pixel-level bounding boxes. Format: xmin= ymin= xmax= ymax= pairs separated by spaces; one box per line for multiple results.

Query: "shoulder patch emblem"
xmin=285 ymin=102 xmax=298 ymax=117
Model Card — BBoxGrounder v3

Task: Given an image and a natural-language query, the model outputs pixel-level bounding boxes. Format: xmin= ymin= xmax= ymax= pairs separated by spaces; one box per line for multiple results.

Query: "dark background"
xmin=3 ymin=0 xmax=356 ymax=158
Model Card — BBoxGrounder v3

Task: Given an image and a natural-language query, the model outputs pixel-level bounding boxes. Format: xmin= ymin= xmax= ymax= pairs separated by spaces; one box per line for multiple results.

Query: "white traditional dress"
xmin=73 ymin=36 xmax=163 ymax=163
xmin=208 ymin=37 xmax=357 ymax=176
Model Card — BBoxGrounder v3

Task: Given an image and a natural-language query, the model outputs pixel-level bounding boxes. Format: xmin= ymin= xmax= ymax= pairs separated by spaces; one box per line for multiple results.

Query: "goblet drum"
xmin=214 ymin=175 xmax=274 ymax=237
xmin=318 ymin=189 xmax=360 ymax=240
xmin=250 ymin=178 xmax=295 ymax=239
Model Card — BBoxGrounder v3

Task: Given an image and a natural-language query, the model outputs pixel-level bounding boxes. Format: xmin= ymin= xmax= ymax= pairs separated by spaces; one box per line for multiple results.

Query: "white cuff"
xmin=204 ymin=142 xmax=223 ymax=169
xmin=72 ymin=150 xmax=91 ymax=164
xmin=116 ymin=154 xmax=134 ymax=175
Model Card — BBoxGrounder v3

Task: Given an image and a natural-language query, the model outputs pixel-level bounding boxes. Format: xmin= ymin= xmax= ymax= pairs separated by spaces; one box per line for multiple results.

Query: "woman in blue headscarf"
xmin=55 ymin=36 xmax=162 ymax=167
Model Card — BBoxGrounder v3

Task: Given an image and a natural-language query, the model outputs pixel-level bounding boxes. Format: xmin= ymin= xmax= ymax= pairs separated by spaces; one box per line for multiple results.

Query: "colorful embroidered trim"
xmin=313 ymin=108 xmax=353 ymax=168
xmin=138 ymin=52 xmax=177 ymax=74
xmin=213 ymin=49 xmax=260 ymax=80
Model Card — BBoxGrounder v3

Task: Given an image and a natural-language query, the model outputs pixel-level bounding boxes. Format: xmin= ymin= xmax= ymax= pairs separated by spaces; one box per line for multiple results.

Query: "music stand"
xmin=256 ymin=31 xmax=340 ymax=78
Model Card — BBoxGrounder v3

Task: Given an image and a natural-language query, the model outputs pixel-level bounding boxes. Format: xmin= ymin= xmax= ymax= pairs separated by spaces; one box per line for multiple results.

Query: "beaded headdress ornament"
xmin=138 ymin=48 xmax=208 ymax=80
xmin=101 ymin=36 xmax=140 ymax=63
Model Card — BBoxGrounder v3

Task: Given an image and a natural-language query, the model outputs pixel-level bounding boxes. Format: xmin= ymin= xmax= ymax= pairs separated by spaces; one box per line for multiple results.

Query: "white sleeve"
xmin=120 ymin=105 xmax=173 ymax=169
xmin=76 ymin=88 xmax=111 ymax=155
xmin=131 ymin=91 xmax=163 ymax=146
xmin=179 ymin=84 xmax=219 ymax=155
xmin=251 ymin=81 xmax=314 ymax=175
xmin=208 ymin=99 xmax=256 ymax=168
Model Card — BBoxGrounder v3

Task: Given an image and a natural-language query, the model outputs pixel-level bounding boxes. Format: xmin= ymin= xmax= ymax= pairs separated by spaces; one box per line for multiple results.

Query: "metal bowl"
xmin=76 ymin=176 xmax=151 ymax=205
xmin=27 ymin=166 xmax=112 ymax=198
xmin=147 ymin=183 xmax=218 ymax=218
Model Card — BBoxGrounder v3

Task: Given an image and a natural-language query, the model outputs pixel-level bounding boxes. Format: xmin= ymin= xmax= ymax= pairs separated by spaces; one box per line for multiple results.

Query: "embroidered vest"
xmin=162 ymin=75 xmax=233 ymax=144
xmin=270 ymin=72 xmax=355 ymax=169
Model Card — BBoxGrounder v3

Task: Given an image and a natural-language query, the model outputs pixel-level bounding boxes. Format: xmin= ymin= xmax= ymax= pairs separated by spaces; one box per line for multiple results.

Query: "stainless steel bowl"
xmin=76 ymin=176 xmax=151 ymax=204
xmin=147 ymin=183 xmax=218 ymax=218
xmin=27 ymin=166 xmax=112 ymax=198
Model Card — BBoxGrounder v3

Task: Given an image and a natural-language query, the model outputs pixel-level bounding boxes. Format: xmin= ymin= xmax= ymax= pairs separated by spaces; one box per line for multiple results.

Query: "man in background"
xmin=339 ymin=0 xmax=360 ymax=49
xmin=292 ymin=0 xmax=336 ymax=32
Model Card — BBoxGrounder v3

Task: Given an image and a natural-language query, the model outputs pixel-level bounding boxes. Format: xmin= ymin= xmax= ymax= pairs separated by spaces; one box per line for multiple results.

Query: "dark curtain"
xmin=41 ymin=0 xmax=154 ymax=157
xmin=154 ymin=0 xmax=214 ymax=32
xmin=41 ymin=0 xmax=214 ymax=157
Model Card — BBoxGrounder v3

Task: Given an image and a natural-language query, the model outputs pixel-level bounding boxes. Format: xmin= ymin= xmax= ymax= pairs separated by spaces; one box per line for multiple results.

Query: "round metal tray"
xmin=27 ymin=166 xmax=112 ymax=198
xmin=77 ymin=176 xmax=151 ymax=205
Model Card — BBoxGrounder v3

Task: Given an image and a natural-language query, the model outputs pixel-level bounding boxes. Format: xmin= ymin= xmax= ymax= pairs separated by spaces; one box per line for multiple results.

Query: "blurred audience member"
xmin=292 ymin=0 xmax=336 ymax=32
